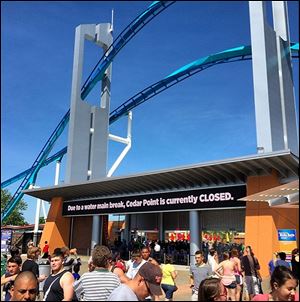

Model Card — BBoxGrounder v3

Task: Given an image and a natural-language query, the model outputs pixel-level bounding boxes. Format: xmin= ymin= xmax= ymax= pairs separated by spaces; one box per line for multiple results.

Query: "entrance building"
xmin=25 ymin=149 xmax=298 ymax=277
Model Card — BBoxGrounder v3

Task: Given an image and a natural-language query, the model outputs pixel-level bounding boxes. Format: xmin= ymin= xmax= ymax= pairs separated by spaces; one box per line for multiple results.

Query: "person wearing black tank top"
xmin=43 ymin=250 xmax=74 ymax=301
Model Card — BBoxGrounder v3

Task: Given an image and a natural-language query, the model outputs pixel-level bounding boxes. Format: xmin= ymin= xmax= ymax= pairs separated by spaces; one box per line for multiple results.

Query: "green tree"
xmin=39 ymin=217 xmax=46 ymax=224
xmin=1 ymin=189 xmax=28 ymax=226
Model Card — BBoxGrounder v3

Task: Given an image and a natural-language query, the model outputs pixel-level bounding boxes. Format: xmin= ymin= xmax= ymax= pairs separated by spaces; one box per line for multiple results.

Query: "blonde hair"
xmin=27 ymin=247 xmax=40 ymax=259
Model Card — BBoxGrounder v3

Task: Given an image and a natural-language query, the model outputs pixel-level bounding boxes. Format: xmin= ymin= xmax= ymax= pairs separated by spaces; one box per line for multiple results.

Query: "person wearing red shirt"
xmin=42 ymin=241 xmax=49 ymax=259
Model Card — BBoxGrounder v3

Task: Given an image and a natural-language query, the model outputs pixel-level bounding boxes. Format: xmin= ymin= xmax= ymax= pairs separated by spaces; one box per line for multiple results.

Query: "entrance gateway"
xmin=61 ymin=184 xmax=247 ymax=258
xmin=24 ymin=150 xmax=298 ymax=275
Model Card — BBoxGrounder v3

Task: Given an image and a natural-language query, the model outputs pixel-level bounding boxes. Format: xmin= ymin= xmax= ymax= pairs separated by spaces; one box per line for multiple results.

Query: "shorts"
xmin=244 ymin=275 xmax=260 ymax=295
xmin=224 ymin=281 xmax=237 ymax=289
xmin=161 ymin=283 xmax=177 ymax=299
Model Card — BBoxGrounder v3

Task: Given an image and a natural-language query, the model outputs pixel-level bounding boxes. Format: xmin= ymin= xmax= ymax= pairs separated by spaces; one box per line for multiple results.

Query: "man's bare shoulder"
xmin=60 ymin=271 xmax=74 ymax=285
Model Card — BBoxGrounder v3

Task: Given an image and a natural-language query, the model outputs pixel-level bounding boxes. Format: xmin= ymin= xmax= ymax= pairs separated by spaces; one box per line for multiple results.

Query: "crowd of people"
xmin=109 ymin=238 xmax=190 ymax=264
xmin=190 ymin=246 xmax=299 ymax=301
xmin=109 ymin=238 xmax=245 ymax=266
xmin=1 ymin=241 xmax=299 ymax=301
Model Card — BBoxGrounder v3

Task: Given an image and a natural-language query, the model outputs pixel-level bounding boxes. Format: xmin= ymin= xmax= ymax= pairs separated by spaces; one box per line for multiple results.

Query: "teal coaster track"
xmin=1 ymin=0 xmax=299 ymax=222
xmin=1 ymin=1 xmax=175 ymax=222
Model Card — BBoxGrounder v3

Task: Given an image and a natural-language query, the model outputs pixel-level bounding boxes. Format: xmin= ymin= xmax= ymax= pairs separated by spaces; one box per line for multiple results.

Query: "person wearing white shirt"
xmin=126 ymin=250 xmax=146 ymax=279
xmin=154 ymin=242 xmax=161 ymax=253
xmin=207 ymin=249 xmax=218 ymax=272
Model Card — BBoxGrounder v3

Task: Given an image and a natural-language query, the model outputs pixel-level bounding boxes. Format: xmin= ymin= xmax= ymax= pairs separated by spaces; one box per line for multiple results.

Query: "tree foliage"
xmin=39 ymin=217 xmax=46 ymax=224
xmin=1 ymin=189 xmax=28 ymax=226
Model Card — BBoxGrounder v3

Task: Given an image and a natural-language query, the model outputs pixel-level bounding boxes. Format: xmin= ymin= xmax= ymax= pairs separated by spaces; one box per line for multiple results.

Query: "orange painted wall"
xmin=245 ymin=170 xmax=299 ymax=278
xmin=39 ymin=197 xmax=70 ymax=254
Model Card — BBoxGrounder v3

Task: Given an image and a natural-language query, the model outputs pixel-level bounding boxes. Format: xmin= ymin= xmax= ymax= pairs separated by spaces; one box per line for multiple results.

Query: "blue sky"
xmin=1 ymin=1 xmax=299 ymax=224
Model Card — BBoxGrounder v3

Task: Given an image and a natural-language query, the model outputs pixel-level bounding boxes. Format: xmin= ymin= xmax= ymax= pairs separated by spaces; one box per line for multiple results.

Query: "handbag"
xmin=254 ymin=269 xmax=263 ymax=294
xmin=251 ymin=255 xmax=263 ymax=294
xmin=256 ymin=269 xmax=262 ymax=282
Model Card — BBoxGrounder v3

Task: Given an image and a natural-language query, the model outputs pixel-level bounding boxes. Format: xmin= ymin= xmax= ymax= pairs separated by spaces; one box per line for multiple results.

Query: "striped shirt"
xmin=74 ymin=269 xmax=120 ymax=301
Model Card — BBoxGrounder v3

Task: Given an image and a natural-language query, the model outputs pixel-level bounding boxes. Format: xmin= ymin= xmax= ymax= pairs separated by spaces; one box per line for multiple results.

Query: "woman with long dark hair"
xmin=198 ymin=277 xmax=227 ymax=301
xmin=252 ymin=266 xmax=298 ymax=301
xmin=241 ymin=246 xmax=262 ymax=300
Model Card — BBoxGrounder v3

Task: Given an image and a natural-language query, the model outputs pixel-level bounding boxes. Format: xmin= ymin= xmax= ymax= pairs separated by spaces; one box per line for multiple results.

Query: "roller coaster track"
xmin=1 ymin=1 xmax=175 ymax=221
xmin=1 ymin=147 xmax=67 ymax=189
xmin=3 ymin=42 xmax=298 ymax=192
xmin=81 ymin=1 xmax=176 ymax=99
xmin=109 ymin=42 xmax=299 ymax=123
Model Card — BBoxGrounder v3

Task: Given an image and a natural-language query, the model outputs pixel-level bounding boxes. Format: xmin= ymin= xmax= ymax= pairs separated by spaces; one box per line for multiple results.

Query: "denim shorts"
xmin=161 ymin=283 xmax=177 ymax=299
xmin=224 ymin=281 xmax=237 ymax=289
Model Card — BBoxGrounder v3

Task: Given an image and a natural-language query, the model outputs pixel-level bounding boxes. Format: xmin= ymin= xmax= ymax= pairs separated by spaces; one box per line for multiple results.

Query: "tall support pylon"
xmin=65 ymin=23 xmax=113 ymax=251
xmin=249 ymin=1 xmax=298 ymax=156
xmin=272 ymin=1 xmax=299 ymax=156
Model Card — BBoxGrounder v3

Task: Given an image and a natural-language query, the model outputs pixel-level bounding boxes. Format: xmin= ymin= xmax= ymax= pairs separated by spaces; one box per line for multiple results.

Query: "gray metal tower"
xmin=65 ymin=23 xmax=113 ymax=250
xmin=249 ymin=1 xmax=298 ymax=156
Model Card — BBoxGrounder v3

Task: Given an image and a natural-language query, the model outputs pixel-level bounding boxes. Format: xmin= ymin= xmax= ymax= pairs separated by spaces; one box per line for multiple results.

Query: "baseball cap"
xmin=138 ymin=262 xmax=163 ymax=296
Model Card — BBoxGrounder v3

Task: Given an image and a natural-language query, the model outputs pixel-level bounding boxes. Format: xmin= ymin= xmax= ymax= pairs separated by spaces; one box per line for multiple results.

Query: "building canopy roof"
xmin=239 ymin=179 xmax=299 ymax=208
xmin=24 ymin=150 xmax=298 ymax=202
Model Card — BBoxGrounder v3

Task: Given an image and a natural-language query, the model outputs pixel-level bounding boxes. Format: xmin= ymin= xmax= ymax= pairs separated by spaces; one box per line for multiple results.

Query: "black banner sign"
xmin=62 ymin=185 xmax=246 ymax=216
